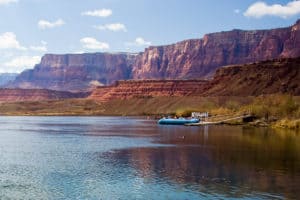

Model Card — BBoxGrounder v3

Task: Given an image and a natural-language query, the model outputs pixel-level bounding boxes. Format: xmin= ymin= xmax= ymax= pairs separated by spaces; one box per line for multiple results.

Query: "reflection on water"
xmin=109 ymin=125 xmax=300 ymax=199
xmin=0 ymin=116 xmax=299 ymax=199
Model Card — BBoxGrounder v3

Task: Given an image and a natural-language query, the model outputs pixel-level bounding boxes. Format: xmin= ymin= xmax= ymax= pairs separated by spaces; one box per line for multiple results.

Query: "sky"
xmin=0 ymin=0 xmax=300 ymax=73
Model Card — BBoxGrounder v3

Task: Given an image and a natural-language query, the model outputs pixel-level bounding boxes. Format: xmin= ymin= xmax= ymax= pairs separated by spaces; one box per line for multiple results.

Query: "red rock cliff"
xmin=7 ymin=20 xmax=300 ymax=91
xmin=89 ymin=80 xmax=208 ymax=101
xmin=8 ymin=53 xmax=136 ymax=92
xmin=204 ymin=57 xmax=300 ymax=96
xmin=89 ymin=57 xmax=300 ymax=101
xmin=132 ymin=21 xmax=299 ymax=79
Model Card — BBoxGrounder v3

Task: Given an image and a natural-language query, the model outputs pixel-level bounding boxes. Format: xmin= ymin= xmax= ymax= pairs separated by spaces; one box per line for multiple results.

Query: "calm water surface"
xmin=0 ymin=116 xmax=299 ymax=199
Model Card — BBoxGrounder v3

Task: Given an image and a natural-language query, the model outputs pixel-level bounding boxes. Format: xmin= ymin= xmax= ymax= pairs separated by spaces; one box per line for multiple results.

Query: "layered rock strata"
xmin=132 ymin=20 xmax=300 ymax=79
xmin=8 ymin=53 xmax=136 ymax=91
xmin=89 ymin=57 xmax=300 ymax=101
xmin=7 ymin=20 xmax=300 ymax=91
xmin=89 ymin=80 xmax=209 ymax=101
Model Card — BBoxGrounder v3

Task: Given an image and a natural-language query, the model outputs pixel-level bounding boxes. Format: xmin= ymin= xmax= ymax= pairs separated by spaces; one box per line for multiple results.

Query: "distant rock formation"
xmin=89 ymin=57 xmax=300 ymax=101
xmin=1 ymin=57 xmax=298 ymax=103
xmin=7 ymin=20 xmax=300 ymax=91
xmin=0 ymin=73 xmax=18 ymax=86
xmin=7 ymin=53 xmax=136 ymax=92
xmin=0 ymin=88 xmax=87 ymax=102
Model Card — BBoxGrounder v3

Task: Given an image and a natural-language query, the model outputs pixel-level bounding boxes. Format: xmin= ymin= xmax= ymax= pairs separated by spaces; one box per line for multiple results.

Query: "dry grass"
xmin=0 ymin=96 xmax=250 ymax=116
xmin=0 ymin=99 xmax=105 ymax=116
xmin=243 ymin=94 xmax=300 ymax=119
xmin=0 ymin=95 xmax=299 ymax=129
xmin=272 ymin=119 xmax=300 ymax=130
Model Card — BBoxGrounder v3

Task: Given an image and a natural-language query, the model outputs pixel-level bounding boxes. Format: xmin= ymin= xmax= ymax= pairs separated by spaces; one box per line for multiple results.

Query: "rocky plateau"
xmin=6 ymin=20 xmax=300 ymax=92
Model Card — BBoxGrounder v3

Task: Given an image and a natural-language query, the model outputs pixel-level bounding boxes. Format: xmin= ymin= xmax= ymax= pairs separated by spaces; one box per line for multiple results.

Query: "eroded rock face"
xmin=7 ymin=20 xmax=300 ymax=91
xmin=281 ymin=20 xmax=300 ymax=57
xmin=131 ymin=25 xmax=297 ymax=79
xmin=8 ymin=53 xmax=136 ymax=92
xmin=89 ymin=57 xmax=300 ymax=101
xmin=89 ymin=80 xmax=209 ymax=101
xmin=204 ymin=57 xmax=300 ymax=96
xmin=0 ymin=73 xmax=18 ymax=86
xmin=0 ymin=89 xmax=87 ymax=102
xmin=2 ymin=57 xmax=298 ymax=103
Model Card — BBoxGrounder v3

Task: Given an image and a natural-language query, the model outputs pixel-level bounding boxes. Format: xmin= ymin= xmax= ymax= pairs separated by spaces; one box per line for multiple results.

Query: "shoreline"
xmin=0 ymin=113 xmax=298 ymax=130
xmin=0 ymin=94 xmax=299 ymax=130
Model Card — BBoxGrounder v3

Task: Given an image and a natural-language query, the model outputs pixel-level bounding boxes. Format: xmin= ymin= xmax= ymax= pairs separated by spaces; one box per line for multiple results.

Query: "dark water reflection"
xmin=0 ymin=117 xmax=299 ymax=199
xmin=110 ymin=125 xmax=300 ymax=199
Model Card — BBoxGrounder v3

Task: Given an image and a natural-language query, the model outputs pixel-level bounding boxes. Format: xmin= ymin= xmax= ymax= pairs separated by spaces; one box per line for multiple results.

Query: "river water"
xmin=0 ymin=116 xmax=299 ymax=199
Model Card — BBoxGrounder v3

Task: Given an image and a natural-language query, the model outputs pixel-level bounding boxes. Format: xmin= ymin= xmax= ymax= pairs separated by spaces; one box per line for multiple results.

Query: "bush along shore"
xmin=0 ymin=94 xmax=299 ymax=130
xmin=174 ymin=94 xmax=300 ymax=130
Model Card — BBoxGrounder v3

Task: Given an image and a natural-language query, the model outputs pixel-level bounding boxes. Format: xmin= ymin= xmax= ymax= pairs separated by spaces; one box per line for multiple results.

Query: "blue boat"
xmin=158 ymin=117 xmax=199 ymax=125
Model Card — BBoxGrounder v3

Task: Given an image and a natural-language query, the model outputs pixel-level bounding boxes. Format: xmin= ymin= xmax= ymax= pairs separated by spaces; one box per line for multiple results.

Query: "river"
xmin=0 ymin=116 xmax=299 ymax=199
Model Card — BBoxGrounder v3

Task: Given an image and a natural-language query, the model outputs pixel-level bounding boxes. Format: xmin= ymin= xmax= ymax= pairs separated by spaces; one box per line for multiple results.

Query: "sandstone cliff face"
xmin=204 ymin=57 xmax=300 ymax=96
xmin=7 ymin=20 xmax=300 ymax=91
xmin=89 ymin=57 xmax=300 ymax=101
xmin=0 ymin=89 xmax=87 ymax=102
xmin=8 ymin=53 xmax=136 ymax=91
xmin=131 ymin=22 xmax=298 ymax=79
xmin=0 ymin=73 xmax=18 ymax=86
xmin=89 ymin=80 xmax=208 ymax=101
xmin=281 ymin=19 xmax=300 ymax=57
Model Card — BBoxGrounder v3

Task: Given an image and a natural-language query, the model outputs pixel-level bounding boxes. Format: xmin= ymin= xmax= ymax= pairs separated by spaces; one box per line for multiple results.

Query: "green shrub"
xmin=278 ymin=95 xmax=298 ymax=116
xmin=175 ymin=109 xmax=194 ymax=117
xmin=273 ymin=119 xmax=300 ymax=129
xmin=225 ymin=100 xmax=240 ymax=111
xmin=246 ymin=94 xmax=299 ymax=119
xmin=210 ymin=107 xmax=233 ymax=115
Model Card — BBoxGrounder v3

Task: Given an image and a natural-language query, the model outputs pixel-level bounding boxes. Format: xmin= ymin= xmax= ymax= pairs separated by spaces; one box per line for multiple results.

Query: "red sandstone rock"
xmin=6 ymin=20 xmax=300 ymax=92
xmin=7 ymin=53 xmax=136 ymax=92
xmin=89 ymin=80 xmax=208 ymax=101
xmin=204 ymin=57 xmax=300 ymax=96
xmin=131 ymin=24 xmax=296 ymax=79
xmin=89 ymin=57 xmax=300 ymax=101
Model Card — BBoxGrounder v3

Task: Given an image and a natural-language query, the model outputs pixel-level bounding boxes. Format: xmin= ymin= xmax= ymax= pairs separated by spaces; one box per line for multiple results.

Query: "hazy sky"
xmin=0 ymin=0 xmax=300 ymax=73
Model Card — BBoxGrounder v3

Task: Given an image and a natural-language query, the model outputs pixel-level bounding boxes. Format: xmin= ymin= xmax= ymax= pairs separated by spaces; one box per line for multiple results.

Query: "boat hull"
xmin=158 ymin=118 xmax=199 ymax=125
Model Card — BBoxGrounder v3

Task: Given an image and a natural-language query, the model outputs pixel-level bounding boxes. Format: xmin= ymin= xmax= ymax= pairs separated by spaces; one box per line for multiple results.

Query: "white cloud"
xmin=4 ymin=56 xmax=41 ymax=72
xmin=1 ymin=51 xmax=14 ymax=58
xmin=244 ymin=1 xmax=300 ymax=18
xmin=41 ymin=40 xmax=47 ymax=46
xmin=125 ymin=37 xmax=151 ymax=46
xmin=29 ymin=45 xmax=47 ymax=52
xmin=80 ymin=37 xmax=109 ymax=50
xmin=0 ymin=32 xmax=26 ymax=50
xmin=94 ymin=23 xmax=127 ymax=32
xmin=234 ymin=9 xmax=240 ymax=14
xmin=0 ymin=0 xmax=17 ymax=5
xmin=135 ymin=37 xmax=151 ymax=46
xmin=29 ymin=41 xmax=47 ymax=52
xmin=73 ymin=51 xmax=85 ymax=54
xmin=81 ymin=9 xmax=112 ymax=17
xmin=38 ymin=19 xmax=65 ymax=29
